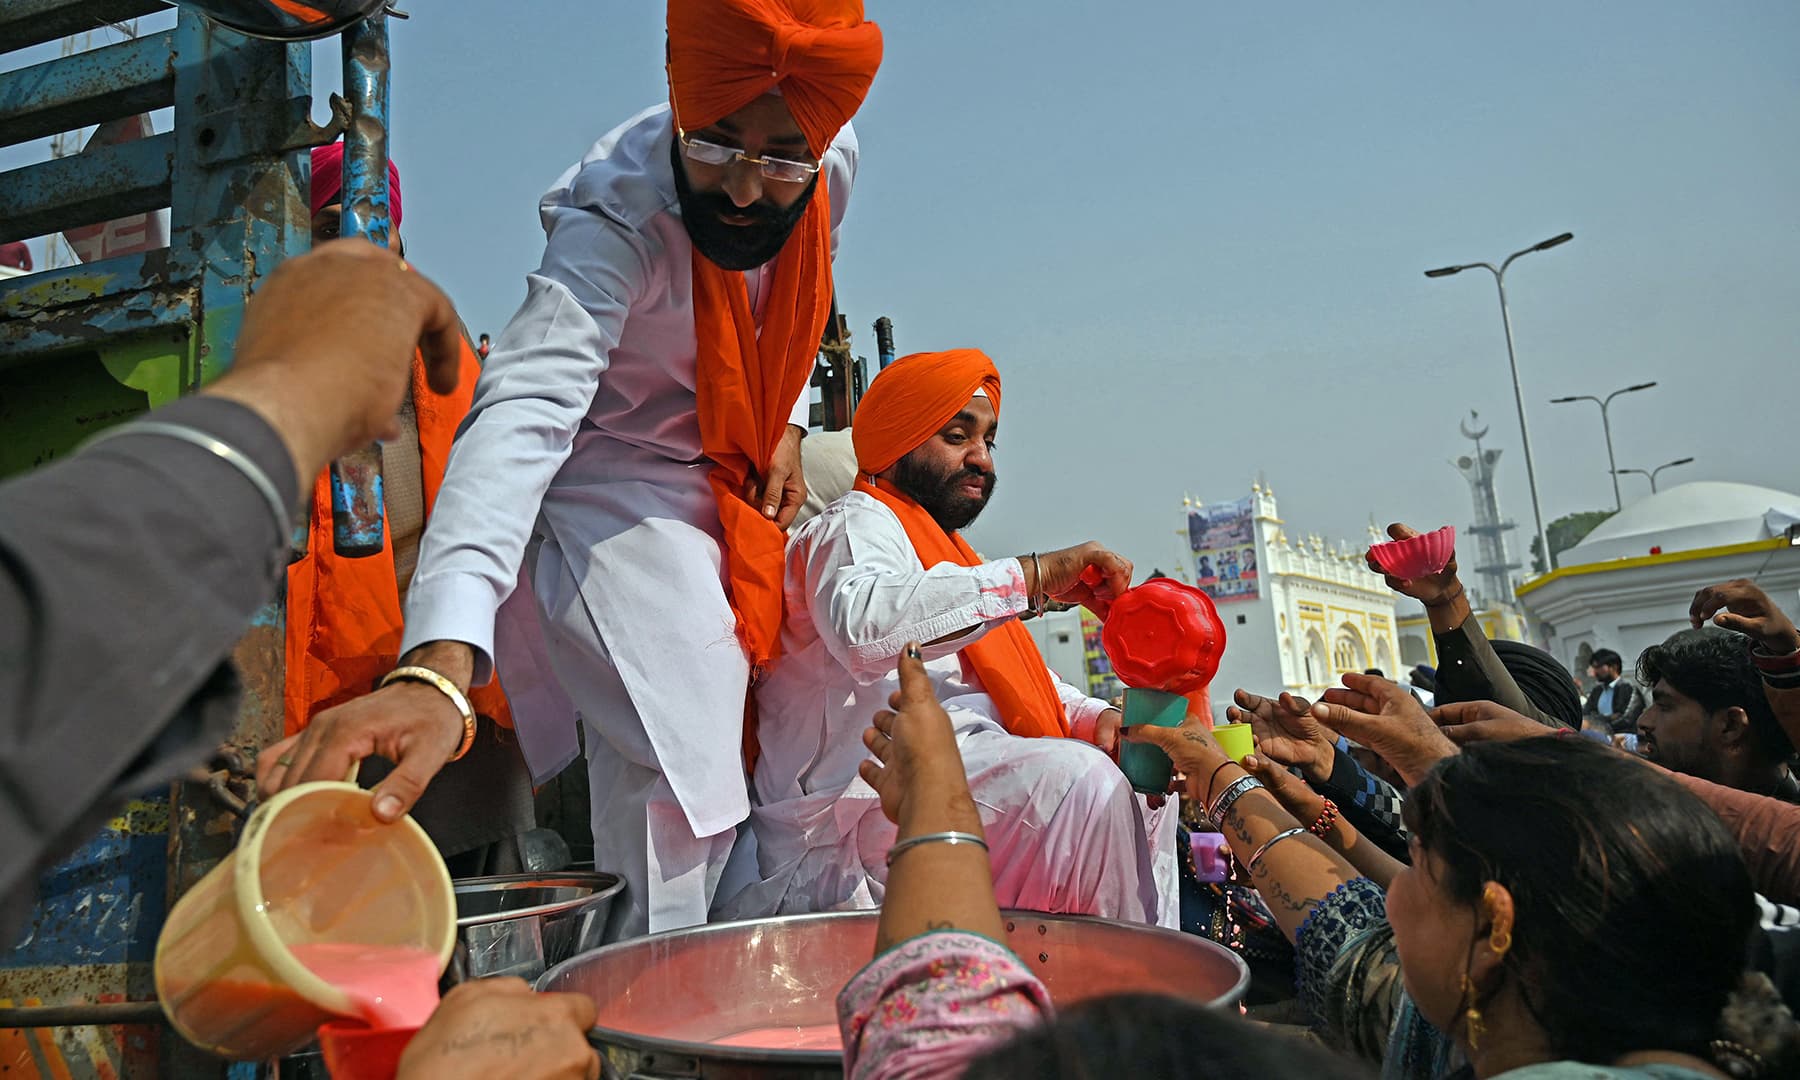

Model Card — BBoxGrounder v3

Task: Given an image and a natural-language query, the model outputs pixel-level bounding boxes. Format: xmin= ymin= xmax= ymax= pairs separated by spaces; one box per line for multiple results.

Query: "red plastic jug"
xmin=1101 ymin=578 xmax=1227 ymax=694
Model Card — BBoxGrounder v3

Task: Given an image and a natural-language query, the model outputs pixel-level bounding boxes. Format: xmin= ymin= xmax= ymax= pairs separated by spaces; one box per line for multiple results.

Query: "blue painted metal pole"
xmin=873 ymin=315 xmax=895 ymax=369
xmin=327 ymin=12 xmax=391 ymax=557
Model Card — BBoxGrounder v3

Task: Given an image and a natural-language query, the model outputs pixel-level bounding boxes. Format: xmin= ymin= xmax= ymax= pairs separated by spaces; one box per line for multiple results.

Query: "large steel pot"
xmin=537 ymin=910 xmax=1250 ymax=1080
xmin=453 ymin=872 xmax=622 ymax=982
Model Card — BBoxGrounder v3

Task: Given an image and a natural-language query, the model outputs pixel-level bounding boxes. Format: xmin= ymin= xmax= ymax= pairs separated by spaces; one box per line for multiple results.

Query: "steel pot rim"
xmin=454 ymin=871 xmax=623 ymax=929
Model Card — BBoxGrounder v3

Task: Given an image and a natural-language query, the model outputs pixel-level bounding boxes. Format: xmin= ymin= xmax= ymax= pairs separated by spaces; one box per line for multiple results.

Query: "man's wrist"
xmin=1425 ymin=584 xmax=1472 ymax=633
xmin=1303 ymin=747 xmax=1335 ymax=784
xmin=398 ymin=639 xmax=476 ymax=692
xmin=1750 ymin=633 xmax=1800 ymax=661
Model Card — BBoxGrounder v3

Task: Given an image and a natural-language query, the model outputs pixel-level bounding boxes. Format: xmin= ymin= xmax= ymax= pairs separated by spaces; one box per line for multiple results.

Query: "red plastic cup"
xmin=317 ymin=1020 xmax=420 ymax=1080
xmin=1367 ymin=526 xmax=1456 ymax=580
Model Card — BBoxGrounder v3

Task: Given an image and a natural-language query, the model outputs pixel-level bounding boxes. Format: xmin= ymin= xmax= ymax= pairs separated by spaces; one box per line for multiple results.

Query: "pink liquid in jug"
xmin=290 ymin=942 xmax=442 ymax=1028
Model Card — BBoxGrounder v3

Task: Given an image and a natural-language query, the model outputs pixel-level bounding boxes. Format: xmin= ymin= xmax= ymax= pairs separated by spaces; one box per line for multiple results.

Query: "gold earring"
xmin=1490 ymin=929 xmax=1511 ymax=955
xmin=1461 ymin=973 xmax=1486 ymax=1052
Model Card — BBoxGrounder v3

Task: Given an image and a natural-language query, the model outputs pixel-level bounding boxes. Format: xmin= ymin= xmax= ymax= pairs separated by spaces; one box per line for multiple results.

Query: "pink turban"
xmin=309 ymin=142 xmax=402 ymax=226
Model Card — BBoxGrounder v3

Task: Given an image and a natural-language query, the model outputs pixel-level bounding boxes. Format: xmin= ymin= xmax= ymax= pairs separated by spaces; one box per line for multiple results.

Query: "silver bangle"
xmin=1023 ymin=552 xmax=1044 ymax=616
xmin=1208 ymin=775 xmax=1263 ymax=828
xmin=885 ymin=830 xmax=989 ymax=867
xmin=83 ymin=420 xmax=292 ymax=541
xmin=1245 ymin=826 xmax=1310 ymax=874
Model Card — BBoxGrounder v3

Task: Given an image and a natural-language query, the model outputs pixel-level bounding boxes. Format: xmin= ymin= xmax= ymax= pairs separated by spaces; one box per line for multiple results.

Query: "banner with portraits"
xmin=1188 ymin=496 xmax=1260 ymax=603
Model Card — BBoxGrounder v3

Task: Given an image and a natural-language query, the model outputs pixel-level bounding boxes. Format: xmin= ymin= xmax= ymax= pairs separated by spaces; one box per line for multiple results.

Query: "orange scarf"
xmin=669 ymin=0 xmax=883 ymax=672
xmin=850 ymin=348 xmax=1069 ymax=738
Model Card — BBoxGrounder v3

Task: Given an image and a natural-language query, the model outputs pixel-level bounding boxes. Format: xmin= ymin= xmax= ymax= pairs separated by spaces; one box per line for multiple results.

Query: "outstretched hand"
xmin=1122 ymin=710 xmax=1227 ymax=801
xmin=861 ymin=645 xmax=972 ymax=826
xmin=1311 ymin=672 xmax=1457 ymax=788
xmin=1239 ymin=752 xmax=1327 ymax=826
xmin=206 ymin=240 xmax=465 ymax=492
xmin=1431 ymin=699 xmax=1551 ymax=746
xmin=1232 ymin=688 xmax=1332 ymax=780
xmin=1691 ymin=578 xmax=1800 ymax=656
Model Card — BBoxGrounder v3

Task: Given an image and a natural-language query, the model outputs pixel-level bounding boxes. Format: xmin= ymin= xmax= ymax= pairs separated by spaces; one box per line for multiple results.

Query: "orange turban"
xmin=850 ymin=350 xmax=1070 ymax=740
xmin=853 ymin=349 xmax=1002 ymax=475
xmin=667 ymin=1 xmax=882 ymax=700
xmin=667 ymin=0 xmax=883 ymax=157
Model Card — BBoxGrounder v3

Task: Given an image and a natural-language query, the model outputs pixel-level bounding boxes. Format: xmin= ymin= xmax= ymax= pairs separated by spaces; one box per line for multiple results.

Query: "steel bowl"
xmin=453 ymin=872 xmax=622 ymax=982
xmin=537 ymin=910 xmax=1250 ymax=1080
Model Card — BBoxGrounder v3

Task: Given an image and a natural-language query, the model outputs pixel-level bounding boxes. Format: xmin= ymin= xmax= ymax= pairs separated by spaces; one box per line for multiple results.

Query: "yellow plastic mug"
xmin=154 ymin=782 xmax=455 ymax=1060
xmin=1211 ymin=722 xmax=1255 ymax=763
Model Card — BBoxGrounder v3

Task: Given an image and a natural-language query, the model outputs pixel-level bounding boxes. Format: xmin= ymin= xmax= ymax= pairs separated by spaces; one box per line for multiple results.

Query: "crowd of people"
xmin=3 ymin=1 xmax=1799 ymax=1078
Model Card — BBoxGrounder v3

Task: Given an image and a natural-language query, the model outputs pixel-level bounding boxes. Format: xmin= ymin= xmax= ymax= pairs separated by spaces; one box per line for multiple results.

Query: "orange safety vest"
xmin=283 ymin=336 xmax=511 ymax=735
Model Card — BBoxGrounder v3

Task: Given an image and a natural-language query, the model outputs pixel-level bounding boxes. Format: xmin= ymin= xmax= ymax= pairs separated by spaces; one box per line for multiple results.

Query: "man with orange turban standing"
xmin=716 ymin=350 xmax=1178 ymax=926
xmin=259 ymin=1 xmax=883 ymax=940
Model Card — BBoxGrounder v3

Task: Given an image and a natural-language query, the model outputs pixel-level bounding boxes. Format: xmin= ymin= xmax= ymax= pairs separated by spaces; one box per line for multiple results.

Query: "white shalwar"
xmin=715 ymin=492 xmax=1178 ymax=927
xmin=400 ymin=104 xmax=858 ymax=940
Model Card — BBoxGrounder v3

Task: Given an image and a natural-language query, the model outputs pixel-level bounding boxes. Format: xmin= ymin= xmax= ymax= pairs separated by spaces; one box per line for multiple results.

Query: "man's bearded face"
xmin=671 ymin=95 xmax=819 ymax=271
xmin=890 ymin=399 xmax=999 ymax=532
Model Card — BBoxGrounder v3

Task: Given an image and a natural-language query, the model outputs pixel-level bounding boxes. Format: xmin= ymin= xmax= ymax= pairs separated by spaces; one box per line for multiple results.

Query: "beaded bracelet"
xmin=1308 ymin=798 xmax=1339 ymax=838
xmin=1208 ymin=775 xmax=1263 ymax=828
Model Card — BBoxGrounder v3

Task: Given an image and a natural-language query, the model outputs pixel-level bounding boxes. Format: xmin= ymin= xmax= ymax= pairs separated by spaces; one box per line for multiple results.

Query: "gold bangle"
xmin=379 ymin=665 xmax=477 ymax=762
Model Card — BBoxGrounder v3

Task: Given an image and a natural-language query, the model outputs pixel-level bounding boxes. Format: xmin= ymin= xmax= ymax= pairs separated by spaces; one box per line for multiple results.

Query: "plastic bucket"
xmin=154 ymin=782 xmax=455 ymax=1060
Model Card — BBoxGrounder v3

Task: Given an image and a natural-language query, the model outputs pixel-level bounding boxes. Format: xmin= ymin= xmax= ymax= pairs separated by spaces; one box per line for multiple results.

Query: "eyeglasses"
xmin=676 ymin=129 xmax=820 ymax=184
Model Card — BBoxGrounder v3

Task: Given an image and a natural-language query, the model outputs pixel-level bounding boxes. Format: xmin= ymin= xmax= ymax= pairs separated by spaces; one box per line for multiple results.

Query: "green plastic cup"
xmin=1119 ymin=687 xmax=1188 ymax=795
xmin=1212 ymin=722 xmax=1254 ymax=763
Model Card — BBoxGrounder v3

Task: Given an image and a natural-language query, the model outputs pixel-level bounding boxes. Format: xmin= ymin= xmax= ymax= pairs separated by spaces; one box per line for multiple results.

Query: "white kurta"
xmin=401 ymin=105 xmax=857 ymax=937
xmin=717 ymin=492 xmax=1178 ymax=926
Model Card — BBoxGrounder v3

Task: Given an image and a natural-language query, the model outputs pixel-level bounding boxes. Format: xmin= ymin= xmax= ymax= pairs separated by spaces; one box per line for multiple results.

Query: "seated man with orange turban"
xmin=261 ymin=0 xmax=883 ymax=941
xmin=717 ymin=350 xmax=1178 ymax=925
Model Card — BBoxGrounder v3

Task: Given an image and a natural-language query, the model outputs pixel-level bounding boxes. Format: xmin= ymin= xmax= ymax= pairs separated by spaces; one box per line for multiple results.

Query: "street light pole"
xmin=1426 ymin=232 xmax=1573 ymax=574
xmin=1614 ymin=456 xmax=1695 ymax=495
xmin=1549 ymin=381 xmax=1658 ymax=512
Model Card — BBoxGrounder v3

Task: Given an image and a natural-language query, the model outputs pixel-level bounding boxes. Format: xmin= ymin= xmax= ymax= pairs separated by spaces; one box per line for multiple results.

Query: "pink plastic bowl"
xmin=1368 ymin=526 xmax=1456 ymax=580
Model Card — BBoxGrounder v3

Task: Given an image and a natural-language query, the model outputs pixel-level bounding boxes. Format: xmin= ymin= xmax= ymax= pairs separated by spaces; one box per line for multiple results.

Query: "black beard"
xmin=891 ymin=451 xmax=996 ymax=532
xmin=671 ymin=138 xmax=818 ymax=271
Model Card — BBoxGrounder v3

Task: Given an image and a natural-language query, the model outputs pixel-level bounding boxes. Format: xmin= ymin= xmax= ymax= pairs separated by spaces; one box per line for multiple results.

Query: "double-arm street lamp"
xmin=1425 ymin=232 xmax=1574 ymax=573
xmin=1615 ymin=457 xmax=1694 ymax=495
xmin=1549 ymin=381 xmax=1658 ymax=512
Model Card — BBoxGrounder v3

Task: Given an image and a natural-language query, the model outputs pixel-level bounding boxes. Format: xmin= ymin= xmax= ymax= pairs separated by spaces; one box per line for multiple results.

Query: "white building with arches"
xmin=1185 ymin=484 xmax=1404 ymax=718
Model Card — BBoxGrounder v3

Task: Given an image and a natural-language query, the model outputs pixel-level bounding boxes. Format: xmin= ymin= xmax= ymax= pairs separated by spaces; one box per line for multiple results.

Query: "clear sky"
xmin=12 ymin=2 xmax=1799 ymax=580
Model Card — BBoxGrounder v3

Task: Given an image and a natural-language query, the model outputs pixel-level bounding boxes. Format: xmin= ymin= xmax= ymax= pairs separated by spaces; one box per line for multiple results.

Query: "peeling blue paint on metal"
xmin=1 ymin=796 xmax=168 ymax=969
xmin=327 ymin=13 xmax=393 ymax=557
